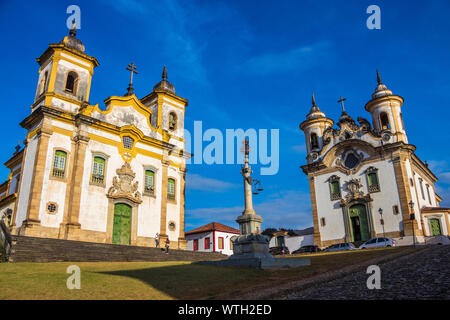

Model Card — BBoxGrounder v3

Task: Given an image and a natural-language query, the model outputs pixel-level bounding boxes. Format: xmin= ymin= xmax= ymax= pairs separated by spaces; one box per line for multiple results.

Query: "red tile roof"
xmin=185 ymin=222 xmax=240 ymax=235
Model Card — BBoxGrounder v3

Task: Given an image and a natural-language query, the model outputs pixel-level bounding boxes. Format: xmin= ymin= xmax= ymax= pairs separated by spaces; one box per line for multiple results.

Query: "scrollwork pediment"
xmin=107 ymin=162 xmax=142 ymax=204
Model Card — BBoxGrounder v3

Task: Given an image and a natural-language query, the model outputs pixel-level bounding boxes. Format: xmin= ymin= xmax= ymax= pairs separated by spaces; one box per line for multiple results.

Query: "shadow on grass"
xmin=96 ymin=262 xmax=269 ymax=299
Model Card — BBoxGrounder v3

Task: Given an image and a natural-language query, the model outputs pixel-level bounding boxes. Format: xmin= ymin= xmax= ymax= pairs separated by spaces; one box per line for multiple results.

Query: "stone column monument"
xmin=230 ymin=137 xmax=273 ymax=260
xmin=200 ymin=137 xmax=310 ymax=269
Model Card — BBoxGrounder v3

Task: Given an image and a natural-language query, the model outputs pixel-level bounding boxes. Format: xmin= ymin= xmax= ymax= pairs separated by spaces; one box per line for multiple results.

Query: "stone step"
xmin=9 ymin=235 xmax=227 ymax=263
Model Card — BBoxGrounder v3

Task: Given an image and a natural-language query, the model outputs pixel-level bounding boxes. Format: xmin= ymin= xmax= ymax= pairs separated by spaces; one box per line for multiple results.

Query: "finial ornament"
xmin=312 ymin=92 xmax=316 ymax=106
xmin=125 ymin=62 xmax=138 ymax=96
xmin=162 ymin=66 xmax=168 ymax=81
xmin=376 ymin=69 xmax=382 ymax=84
xmin=69 ymin=19 xmax=77 ymax=37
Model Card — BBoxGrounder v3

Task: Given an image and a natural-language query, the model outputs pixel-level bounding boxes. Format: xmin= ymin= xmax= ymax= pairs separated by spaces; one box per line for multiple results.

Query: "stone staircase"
xmin=8 ymin=235 xmax=227 ymax=263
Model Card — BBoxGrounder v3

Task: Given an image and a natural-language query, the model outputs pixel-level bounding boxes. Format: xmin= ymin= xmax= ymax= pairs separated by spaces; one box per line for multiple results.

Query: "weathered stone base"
xmin=198 ymin=233 xmax=310 ymax=269
xmin=15 ymin=224 xmax=184 ymax=249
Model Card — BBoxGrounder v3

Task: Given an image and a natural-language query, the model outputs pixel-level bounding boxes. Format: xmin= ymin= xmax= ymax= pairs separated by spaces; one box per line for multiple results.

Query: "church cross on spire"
xmin=337 ymin=96 xmax=347 ymax=113
xmin=125 ymin=62 xmax=138 ymax=96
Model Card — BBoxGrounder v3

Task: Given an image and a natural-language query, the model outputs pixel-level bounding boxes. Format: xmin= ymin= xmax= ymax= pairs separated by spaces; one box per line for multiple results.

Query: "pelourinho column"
xmin=235 ymin=138 xmax=263 ymax=234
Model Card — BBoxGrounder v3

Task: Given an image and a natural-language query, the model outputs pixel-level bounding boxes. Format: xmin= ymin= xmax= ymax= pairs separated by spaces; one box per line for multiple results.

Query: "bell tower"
xmin=33 ymin=22 xmax=99 ymax=113
xmin=300 ymin=93 xmax=334 ymax=163
xmin=364 ymin=70 xmax=407 ymax=143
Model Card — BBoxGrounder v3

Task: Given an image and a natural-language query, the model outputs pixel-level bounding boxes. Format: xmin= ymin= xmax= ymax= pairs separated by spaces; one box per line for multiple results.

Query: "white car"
xmin=359 ymin=237 xmax=396 ymax=249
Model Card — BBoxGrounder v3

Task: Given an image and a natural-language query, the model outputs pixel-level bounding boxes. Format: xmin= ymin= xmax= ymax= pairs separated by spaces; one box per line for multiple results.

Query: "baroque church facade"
xmin=300 ymin=72 xmax=450 ymax=248
xmin=0 ymin=26 xmax=189 ymax=249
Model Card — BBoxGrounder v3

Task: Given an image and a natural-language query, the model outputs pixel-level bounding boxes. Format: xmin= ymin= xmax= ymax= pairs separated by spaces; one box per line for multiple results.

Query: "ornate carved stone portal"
xmin=107 ymin=162 xmax=142 ymax=204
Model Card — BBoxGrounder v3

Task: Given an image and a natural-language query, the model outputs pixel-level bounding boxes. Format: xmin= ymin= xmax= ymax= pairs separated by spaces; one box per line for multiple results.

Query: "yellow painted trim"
xmin=47 ymin=52 xmax=60 ymax=92
xmin=51 ymin=126 xmax=73 ymax=137
xmin=82 ymin=95 xmax=156 ymax=133
xmin=27 ymin=127 xmax=40 ymax=139
xmin=54 ymin=48 xmax=96 ymax=72
xmin=88 ymin=131 xmax=165 ymax=162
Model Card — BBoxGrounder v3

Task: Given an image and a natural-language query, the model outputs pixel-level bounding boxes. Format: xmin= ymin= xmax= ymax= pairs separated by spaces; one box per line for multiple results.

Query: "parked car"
xmin=269 ymin=246 xmax=290 ymax=255
xmin=292 ymin=245 xmax=321 ymax=254
xmin=324 ymin=242 xmax=356 ymax=252
xmin=359 ymin=237 xmax=396 ymax=249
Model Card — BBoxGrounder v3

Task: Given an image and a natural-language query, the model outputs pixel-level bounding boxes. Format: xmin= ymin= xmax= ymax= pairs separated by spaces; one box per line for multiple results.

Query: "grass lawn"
xmin=0 ymin=246 xmax=416 ymax=300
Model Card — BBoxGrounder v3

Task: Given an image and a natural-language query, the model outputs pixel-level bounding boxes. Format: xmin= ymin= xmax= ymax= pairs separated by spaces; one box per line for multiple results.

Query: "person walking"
xmin=155 ymin=233 xmax=159 ymax=248
xmin=165 ymin=238 xmax=170 ymax=254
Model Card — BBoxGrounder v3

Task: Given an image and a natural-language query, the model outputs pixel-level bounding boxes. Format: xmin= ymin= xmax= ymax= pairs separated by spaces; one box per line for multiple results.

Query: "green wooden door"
xmin=112 ymin=203 xmax=132 ymax=245
xmin=349 ymin=204 xmax=370 ymax=242
xmin=429 ymin=218 xmax=442 ymax=236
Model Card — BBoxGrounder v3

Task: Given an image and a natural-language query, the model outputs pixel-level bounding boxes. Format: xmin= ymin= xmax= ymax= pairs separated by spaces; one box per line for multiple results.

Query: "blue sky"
xmin=1 ymin=0 xmax=450 ymax=232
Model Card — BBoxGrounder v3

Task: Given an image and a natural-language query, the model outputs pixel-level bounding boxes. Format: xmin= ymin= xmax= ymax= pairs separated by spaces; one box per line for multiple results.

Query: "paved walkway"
xmin=283 ymin=245 xmax=450 ymax=300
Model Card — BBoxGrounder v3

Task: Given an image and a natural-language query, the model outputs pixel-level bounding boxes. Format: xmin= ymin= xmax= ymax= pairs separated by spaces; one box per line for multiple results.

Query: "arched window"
xmin=168 ymin=112 xmax=177 ymax=131
xmin=91 ymin=156 xmax=106 ymax=184
xmin=53 ymin=150 xmax=67 ymax=178
xmin=310 ymin=132 xmax=319 ymax=149
xmin=167 ymin=178 xmax=175 ymax=200
xmin=39 ymin=71 xmax=48 ymax=96
xmin=65 ymin=71 xmax=79 ymax=94
xmin=144 ymin=169 xmax=155 ymax=195
xmin=380 ymin=112 xmax=390 ymax=130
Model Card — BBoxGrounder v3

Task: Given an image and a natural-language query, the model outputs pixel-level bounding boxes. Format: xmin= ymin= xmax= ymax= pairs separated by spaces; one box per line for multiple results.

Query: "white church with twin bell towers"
xmin=0 ymin=24 xmax=190 ymax=249
xmin=300 ymin=71 xmax=450 ymax=248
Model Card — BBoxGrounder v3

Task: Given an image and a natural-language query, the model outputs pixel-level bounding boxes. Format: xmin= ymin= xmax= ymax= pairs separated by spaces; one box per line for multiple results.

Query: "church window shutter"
xmin=144 ymin=170 xmax=155 ymax=195
xmin=92 ymin=156 xmax=105 ymax=184
xmin=329 ymin=175 xmax=341 ymax=200
xmin=169 ymin=112 xmax=177 ymax=131
xmin=123 ymin=136 xmax=134 ymax=149
xmin=218 ymin=237 xmax=224 ymax=250
xmin=167 ymin=178 xmax=175 ymax=200
xmin=53 ymin=150 xmax=67 ymax=178
xmin=366 ymin=167 xmax=380 ymax=193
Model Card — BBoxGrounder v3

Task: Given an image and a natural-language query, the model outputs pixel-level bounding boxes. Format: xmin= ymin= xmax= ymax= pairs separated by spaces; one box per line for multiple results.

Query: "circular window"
xmin=47 ymin=202 xmax=57 ymax=214
xmin=168 ymin=221 xmax=176 ymax=231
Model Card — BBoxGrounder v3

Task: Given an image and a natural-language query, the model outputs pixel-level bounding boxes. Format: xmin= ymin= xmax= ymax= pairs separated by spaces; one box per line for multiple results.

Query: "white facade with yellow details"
xmin=1 ymin=27 xmax=189 ymax=249
xmin=300 ymin=73 xmax=450 ymax=248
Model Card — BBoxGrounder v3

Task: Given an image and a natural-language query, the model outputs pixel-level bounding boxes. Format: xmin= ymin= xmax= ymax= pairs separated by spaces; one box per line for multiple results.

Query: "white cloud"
xmin=186 ymin=173 xmax=238 ymax=192
xmin=243 ymin=41 xmax=332 ymax=75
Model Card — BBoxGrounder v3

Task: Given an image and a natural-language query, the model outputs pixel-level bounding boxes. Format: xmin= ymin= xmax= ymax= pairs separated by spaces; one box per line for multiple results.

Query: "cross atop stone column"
xmin=125 ymin=62 xmax=138 ymax=96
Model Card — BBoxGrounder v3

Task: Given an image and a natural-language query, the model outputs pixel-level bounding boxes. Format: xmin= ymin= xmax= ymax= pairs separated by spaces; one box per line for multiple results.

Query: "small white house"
xmin=269 ymin=227 xmax=314 ymax=253
xmin=185 ymin=222 xmax=240 ymax=256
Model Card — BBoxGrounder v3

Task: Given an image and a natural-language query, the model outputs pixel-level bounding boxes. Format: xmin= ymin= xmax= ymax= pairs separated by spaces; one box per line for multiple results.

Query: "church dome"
xmin=60 ymin=22 xmax=85 ymax=53
xmin=371 ymin=70 xmax=392 ymax=99
xmin=306 ymin=92 xmax=326 ymax=120
xmin=153 ymin=66 xmax=175 ymax=94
